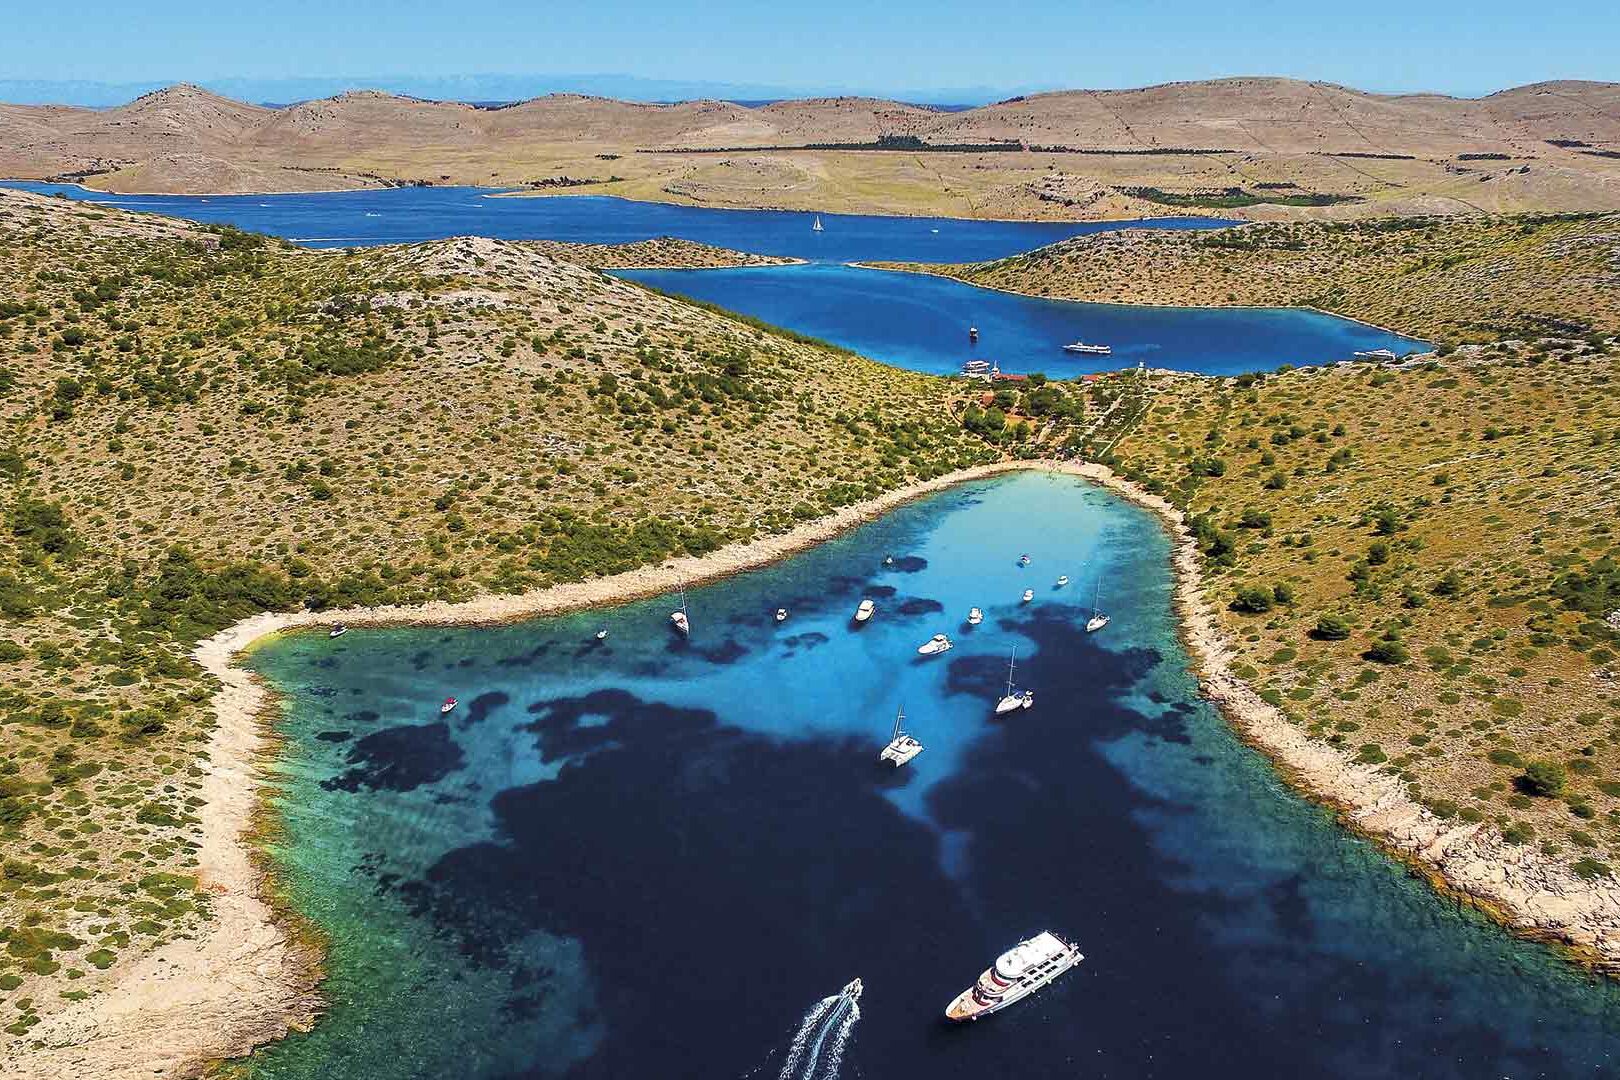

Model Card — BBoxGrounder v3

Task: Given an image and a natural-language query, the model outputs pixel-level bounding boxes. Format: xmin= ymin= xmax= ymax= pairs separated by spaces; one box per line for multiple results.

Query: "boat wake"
xmin=777 ymin=979 xmax=862 ymax=1080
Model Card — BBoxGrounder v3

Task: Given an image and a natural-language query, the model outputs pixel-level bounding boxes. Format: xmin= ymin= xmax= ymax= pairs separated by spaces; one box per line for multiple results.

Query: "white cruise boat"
xmin=1062 ymin=341 xmax=1112 ymax=355
xmin=1055 ymin=575 xmax=1069 ymax=588
xmin=854 ymin=598 xmax=876 ymax=623
xmin=917 ymin=633 xmax=953 ymax=657
xmin=967 ymin=606 xmax=984 ymax=626
xmin=994 ymin=647 xmax=1034 ymax=715
xmin=670 ymin=589 xmax=690 ymax=636
xmin=945 ymin=932 xmax=1083 ymax=1021
xmin=1021 ymin=589 xmax=1034 ymax=603
xmin=1354 ymin=348 xmax=1399 ymax=361
xmin=879 ymin=706 xmax=924 ymax=767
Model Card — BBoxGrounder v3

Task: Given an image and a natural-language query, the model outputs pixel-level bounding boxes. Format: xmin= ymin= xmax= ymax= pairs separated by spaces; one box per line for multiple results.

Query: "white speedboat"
xmin=917 ymin=633 xmax=954 ymax=657
xmin=775 ymin=608 xmax=788 ymax=622
xmin=1021 ymin=589 xmax=1034 ymax=603
xmin=879 ymin=706 xmax=924 ymax=767
xmin=945 ymin=932 xmax=1083 ymax=1021
xmin=328 ymin=624 xmax=348 ymax=638
xmin=968 ymin=325 xmax=979 ymax=342
xmin=854 ymin=598 xmax=875 ymax=623
xmin=440 ymin=697 xmax=458 ymax=715
xmin=884 ymin=555 xmax=895 ymax=566
xmin=994 ymin=648 xmax=1035 ymax=715
xmin=1055 ymin=575 xmax=1069 ymax=588
xmin=967 ymin=607 xmax=984 ymax=626
xmin=595 ymin=628 xmax=608 ymax=641
xmin=1062 ymin=341 xmax=1112 ymax=355
xmin=1018 ymin=554 xmax=1031 ymax=566
xmin=671 ymin=589 xmax=690 ymax=636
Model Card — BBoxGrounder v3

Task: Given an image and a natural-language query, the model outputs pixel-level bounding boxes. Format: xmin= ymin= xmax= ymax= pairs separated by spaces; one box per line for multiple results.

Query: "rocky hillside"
xmin=5 ymin=79 xmax=1620 ymax=220
xmin=0 ymin=186 xmax=989 ymax=1049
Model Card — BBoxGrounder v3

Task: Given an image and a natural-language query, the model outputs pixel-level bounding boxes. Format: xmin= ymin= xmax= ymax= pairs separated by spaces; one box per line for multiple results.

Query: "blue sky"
xmin=4 ymin=0 xmax=1617 ymax=103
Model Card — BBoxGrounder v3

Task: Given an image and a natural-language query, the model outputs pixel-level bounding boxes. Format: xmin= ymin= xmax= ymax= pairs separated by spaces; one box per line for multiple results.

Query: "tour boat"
xmin=1018 ymin=554 xmax=1031 ymax=566
xmin=1062 ymin=341 xmax=1112 ymax=355
xmin=595 ymin=629 xmax=608 ymax=641
xmin=945 ymin=932 xmax=1083 ymax=1022
xmin=962 ymin=359 xmax=992 ymax=377
xmin=671 ymin=589 xmax=690 ymax=636
xmin=1055 ymin=575 xmax=1069 ymax=588
xmin=879 ymin=706 xmax=924 ymax=767
xmin=440 ymin=697 xmax=458 ymax=715
xmin=812 ymin=215 xmax=824 ymax=232
xmin=775 ymin=608 xmax=789 ymax=623
xmin=1085 ymin=580 xmax=1109 ymax=633
xmin=1021 ymin=589 xmax=1035 ymax=603
xmin=967 ymin=606 xmax=984 ymax=626
xmin=1354 ymin=348 xmax=1399 ymax=361
xmin=994 ymin=647 xmax=1034 ymax=715
xmin=854 ymin=598 xmax=876 ymax=623
xmin=917 ymin=633 xmax=954 ymax=657
xmin=328 ymin=624 xmax=347 ymax=638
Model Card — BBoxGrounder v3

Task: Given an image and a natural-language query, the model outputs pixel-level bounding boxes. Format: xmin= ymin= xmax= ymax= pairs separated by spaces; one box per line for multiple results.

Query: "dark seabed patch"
xmin=321 ymin=722 xmax=466 ymax=793
xmin=314 ymin=730 xmax=353 ymax=744
xmin=462 ymin=691 xmax=510 ymax=727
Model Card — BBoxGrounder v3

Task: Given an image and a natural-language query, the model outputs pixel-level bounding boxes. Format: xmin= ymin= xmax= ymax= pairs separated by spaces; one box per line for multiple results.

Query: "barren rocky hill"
xmin=3 ymin=78 xmax=1619 ymax=219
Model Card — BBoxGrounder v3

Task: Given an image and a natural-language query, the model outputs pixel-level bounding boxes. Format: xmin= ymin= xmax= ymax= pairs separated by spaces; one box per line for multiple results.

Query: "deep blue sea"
xmin=245 ymin=475 xmax=1620 ymax=1080
xmin=2 ymin=183 xmax=1424 ymax=375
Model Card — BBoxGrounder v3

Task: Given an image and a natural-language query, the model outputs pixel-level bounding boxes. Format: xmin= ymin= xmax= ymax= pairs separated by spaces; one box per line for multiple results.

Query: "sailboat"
xmin=994 ymin=647 xmax=1034 ymax=715
xmin=812 ymin=215 xmax=825 ymax=232
xmin=1086 ymin=580 xmax=1110 ymax=633
xmin=670 ymin=589 xmax=690 ymax=636
xmin=879 ymin=705 xmax=925 ymax=767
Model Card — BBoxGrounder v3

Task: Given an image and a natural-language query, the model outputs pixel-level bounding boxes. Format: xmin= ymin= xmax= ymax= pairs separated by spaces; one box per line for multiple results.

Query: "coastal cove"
xmin=19 ymin=465 xmax=1620 ymax=1080
xmin=1 ymin=183 xmax=1424 ymax=375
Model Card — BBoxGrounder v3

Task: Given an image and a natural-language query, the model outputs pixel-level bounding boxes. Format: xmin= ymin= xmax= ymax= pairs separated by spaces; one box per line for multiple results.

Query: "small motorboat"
xmin=1018 ymin=554 xmax=1031 ymax=566
xmin=917 ymin=633 xmax=954 ymax=657
xmin=328 ymin=624 xmax=348 ymax=638
xmin=1055 ymin=575 xmax=1070 ymax=588
xmin=775 ymin=608 xmax=789 ymax=622
xmin=854 ymin=598 xmax=876 ymax=623
xmin=884 ymin=555 xmax=895 ymax=566
xmin=595 ymin=629 xmax=609 ymax=641
xmin=440 ymin=697 xmax=458 ymax=715
xmin=1021 ymin=589 xmax=1035 ymax=603
xmin=967 ymin=607 xmax=984 ymax=626
xmin=969 ymin=326 xmax=980 ymax=342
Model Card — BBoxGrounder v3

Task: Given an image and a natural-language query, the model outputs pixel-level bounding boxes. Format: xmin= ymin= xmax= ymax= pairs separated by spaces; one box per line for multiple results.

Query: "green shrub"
xmin=1520 ymin=759 xmax=1567 ymax=797
xmin=1313 ymin=613 xmax=1353 ymax=640
xmin=1231 ymin=586 xmax=1274 ymax=614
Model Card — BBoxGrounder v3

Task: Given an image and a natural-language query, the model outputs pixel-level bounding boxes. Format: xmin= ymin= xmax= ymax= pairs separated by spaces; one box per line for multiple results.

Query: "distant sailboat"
xmin=880 ymin=705 xmax=925 ymax=767
xmin=671 ymin=589 xmax=690 ymax=636
xmin=812 ymin=215 xmax=825 ymax=232
xmin=1086 ymin=580 xmax=1110 ymax=633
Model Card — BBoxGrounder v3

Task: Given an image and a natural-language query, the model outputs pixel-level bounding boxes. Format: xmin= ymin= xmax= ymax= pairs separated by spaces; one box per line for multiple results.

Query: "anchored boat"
xmin=671 ymin=590 xmax=690 ymax=636
xmin=945 ymin=931 xmax=1083 ymax=1021
xmin=854 ymin=598 xmax=876 ymax=624
xmin=1086 ymin=579 xmax=1110 ymax=633
xmin=328 ymin=624 xmax=348 ymax=638
xmin=775 ymin=608 xmax=789 ymax=623
xmin=917 ymin=633 xmax=954 ymax=657
xmin=879 ymin=706 xmax=924 ymax=767
xmin=440 ymin=697 xmax=458 ymax=715
xmin=1062 ymin=341 xmax=1111 ymax=355
xmin=967 ymin=606 xmax=984 ymax=626
xmin=994 ymin=646 xmax=1034 ymax=715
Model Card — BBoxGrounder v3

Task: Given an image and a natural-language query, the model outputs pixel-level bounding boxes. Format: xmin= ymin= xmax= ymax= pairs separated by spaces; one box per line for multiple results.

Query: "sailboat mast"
xmin=892 ymin=706 xmax=904 ymax=741
xmin=1005 ymin=646 xmax=1017 ymax=696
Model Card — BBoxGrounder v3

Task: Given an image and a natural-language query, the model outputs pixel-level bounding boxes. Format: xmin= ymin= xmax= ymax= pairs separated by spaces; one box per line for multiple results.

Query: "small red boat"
xmin=440 ymin=697 xmax=458 ymax=715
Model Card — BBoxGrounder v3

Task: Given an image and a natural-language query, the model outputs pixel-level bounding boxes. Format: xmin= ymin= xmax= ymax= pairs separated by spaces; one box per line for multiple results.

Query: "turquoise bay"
xmin=245 ymin=474 xmax=1620 ymax=1080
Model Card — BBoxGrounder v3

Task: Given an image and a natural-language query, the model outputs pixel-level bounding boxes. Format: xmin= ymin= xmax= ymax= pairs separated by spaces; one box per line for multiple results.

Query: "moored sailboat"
xmin=671 ymin=589 xmax=690 ymax=636
xmin=995 ymin=647 xmax=1034 ymax=714
xmin=1086 ymin=579 xmax=1110 ymax=633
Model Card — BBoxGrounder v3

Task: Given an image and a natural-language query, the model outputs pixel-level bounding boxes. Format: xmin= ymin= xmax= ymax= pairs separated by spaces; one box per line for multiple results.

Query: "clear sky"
xmin=6 ymin=0 xmax=1617 ymax=100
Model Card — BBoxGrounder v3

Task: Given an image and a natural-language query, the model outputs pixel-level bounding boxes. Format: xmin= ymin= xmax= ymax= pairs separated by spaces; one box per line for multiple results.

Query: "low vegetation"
xmin=1097 ymin=342 xmax=1620 ymax=872
xmin=0 ymin=188 xmax=992 ymax=1045
xmin=886 ymin=213 xmax=1620 ymax=344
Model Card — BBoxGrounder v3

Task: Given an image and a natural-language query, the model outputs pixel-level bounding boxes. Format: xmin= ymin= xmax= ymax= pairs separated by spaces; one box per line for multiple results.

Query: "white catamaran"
xmin=879 ymin=705 xmax=924 ymax=767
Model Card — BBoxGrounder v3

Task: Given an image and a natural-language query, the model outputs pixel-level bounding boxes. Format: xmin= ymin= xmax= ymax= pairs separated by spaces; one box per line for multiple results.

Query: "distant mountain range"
xmin=0 ymin=74 xmax=1031 ymax=109
xmin=4 ymin=77 xmax=1617 ymax=219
